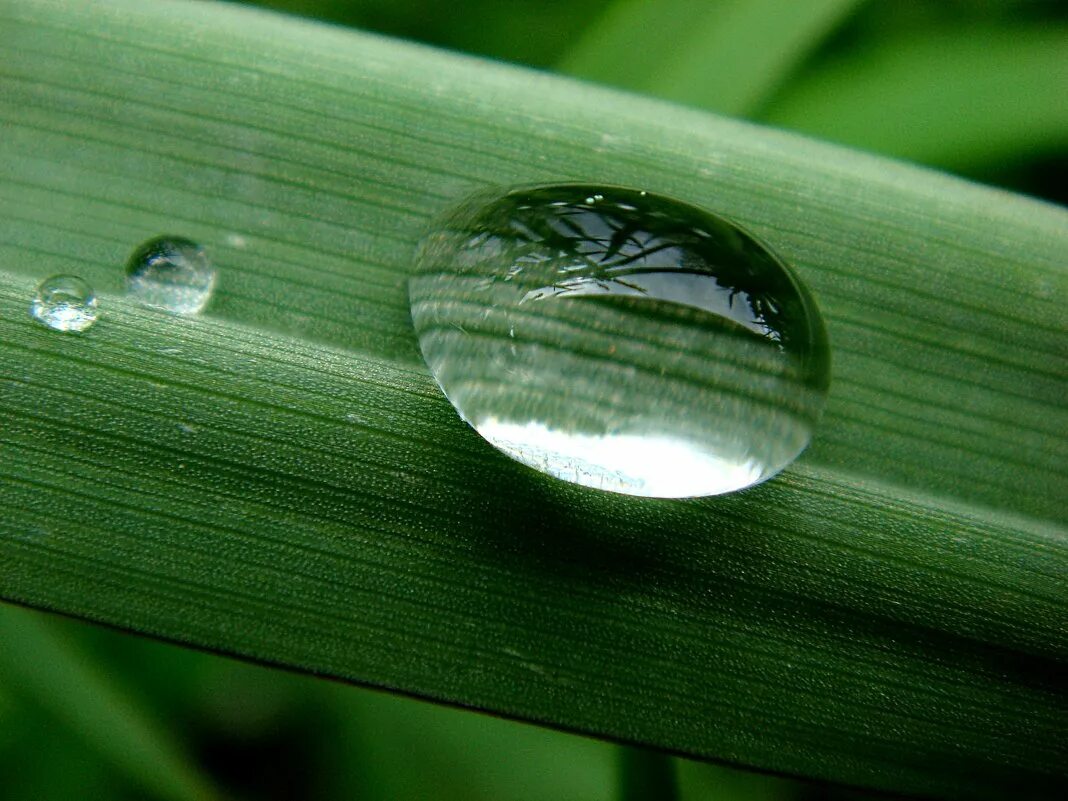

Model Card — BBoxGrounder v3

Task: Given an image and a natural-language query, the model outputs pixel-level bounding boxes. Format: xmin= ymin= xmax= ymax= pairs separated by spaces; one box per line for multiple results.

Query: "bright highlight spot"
xmin=477 ymin=418 xmax=765 ymax=498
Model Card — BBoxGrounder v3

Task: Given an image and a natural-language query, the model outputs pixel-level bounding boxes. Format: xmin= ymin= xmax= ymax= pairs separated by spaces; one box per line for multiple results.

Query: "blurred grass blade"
xmin=763 ymin=26 xmax=1068 ymax=168
xmin=561 ymin=0 xmax=865 ymax=116
xmin=333 ymin=684 xmax=616 ymax=800
xmin=0 ymin=1 xmax=1066 ymax=798
xmin=0 ymin=604 xmax=219 ymax=801
xmin=619 ymin=748 xmax=678 ymax=801
xmin=675 ymin=760 xmax=791 ymax=801
xmin=0 ymin=692 xmax=134 ymax=799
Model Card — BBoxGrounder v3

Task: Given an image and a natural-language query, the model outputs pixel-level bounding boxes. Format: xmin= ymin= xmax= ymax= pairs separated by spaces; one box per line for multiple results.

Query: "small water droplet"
xmin=126 ymin=236 xmax=216 ymax=314
xmin=409 ymin=185 xmax=830 ymax=498
xmin=30 ymin=274 xmax=99 ymax=332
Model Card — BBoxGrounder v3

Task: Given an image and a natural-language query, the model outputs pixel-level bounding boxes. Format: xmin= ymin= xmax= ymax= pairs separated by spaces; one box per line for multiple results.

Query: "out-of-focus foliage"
xmin=0 ymin=604 xmax=799 ymax=801
xmin=0 ymin=1 xmax=1063 ymax=800
xmin=258 ymin=0 xmax=1066 ymax=204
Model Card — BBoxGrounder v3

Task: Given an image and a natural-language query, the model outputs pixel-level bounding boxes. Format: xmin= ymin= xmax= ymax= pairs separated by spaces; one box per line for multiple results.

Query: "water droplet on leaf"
xmin=409 ymin=185 xmax=830 ymax=498
xmin=30 ymin=274 xmax=99 ymax=332
xmin=126 ymin=236 xmax=216 ymax=314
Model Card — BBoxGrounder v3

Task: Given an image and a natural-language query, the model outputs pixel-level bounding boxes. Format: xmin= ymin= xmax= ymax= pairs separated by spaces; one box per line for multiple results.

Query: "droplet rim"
xmin=409 ymin=183 xmax=832 ymax=498
xmin=29 ymin=273 xmax=100 ymax=333
xmin=125 ymin=235 xmax=217 ymax=315
xmin=417 ymin=183 xmax=831 ymax=391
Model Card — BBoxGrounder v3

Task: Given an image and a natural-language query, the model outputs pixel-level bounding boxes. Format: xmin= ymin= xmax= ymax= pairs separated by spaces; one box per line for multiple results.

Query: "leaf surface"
xmin=0 ymin=1 xmax=1065 ymax=798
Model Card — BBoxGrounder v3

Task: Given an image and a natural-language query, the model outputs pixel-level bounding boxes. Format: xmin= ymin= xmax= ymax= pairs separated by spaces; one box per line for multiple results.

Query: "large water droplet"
xmin=126 ymin=236 xmax=216 ymax=314
xmin=30 ymin=274 xmax=99 ymax=332
xmin=409 ymin=185 xmax=830 ymax=498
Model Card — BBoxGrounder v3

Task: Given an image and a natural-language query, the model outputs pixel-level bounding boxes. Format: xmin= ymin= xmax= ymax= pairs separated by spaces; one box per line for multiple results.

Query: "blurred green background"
xmin=1 ymin=0 xmax=1064 ymax=799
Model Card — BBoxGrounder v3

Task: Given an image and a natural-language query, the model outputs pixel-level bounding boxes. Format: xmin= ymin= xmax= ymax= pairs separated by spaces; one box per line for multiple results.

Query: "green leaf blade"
xmin=561 ymin=0 xmax=867 ymax=116
xmin=0 ymin=1 xmax=1066 ymax=798
xmin=763 ymin=26 xmax=1068 ymax=168
xmin=0 ymin=605 xmax=221 ymax=801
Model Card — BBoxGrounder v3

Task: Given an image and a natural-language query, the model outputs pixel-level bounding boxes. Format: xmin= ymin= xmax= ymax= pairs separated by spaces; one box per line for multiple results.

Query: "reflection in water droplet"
xmin=30 ymin=274 xmax=99 ymax=332
xmin=126 ymin=236 xmax=216 ymax=314
xmin=409 ymin=185 xmax=830 ymax=498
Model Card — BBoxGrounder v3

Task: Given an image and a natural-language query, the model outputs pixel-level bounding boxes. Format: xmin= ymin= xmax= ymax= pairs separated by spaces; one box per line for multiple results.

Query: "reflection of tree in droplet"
xmin=494 ymin=188 xmax=821 ymax=364
xmin=29 ymin=274 xmax=99 ymax=333
xmin=410 ymin=184 xmax=830 ymax=498
xmin=126 ymin=236 xmax=217 ymax=315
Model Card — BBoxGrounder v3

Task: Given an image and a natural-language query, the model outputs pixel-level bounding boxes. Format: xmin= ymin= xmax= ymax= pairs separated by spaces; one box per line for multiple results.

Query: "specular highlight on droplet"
xmin=30 ymin=274 xmax=99 ymax=332
xmin=126 ymin=236 xmax=216 ymax=314
xmin=408 ymin=185 xmax=831 ymax=498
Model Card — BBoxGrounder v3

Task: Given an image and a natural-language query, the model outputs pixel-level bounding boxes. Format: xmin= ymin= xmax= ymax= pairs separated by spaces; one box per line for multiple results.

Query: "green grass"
xmin=0 ymin=606 xmax=220 ymax=801
xmin=563 ymin=0 xmax=866 ymax=116
xmin=763 ymin=25 xmax=1068 ymax=169
xmin=0 ymin=0 xmax=1065 ymax=799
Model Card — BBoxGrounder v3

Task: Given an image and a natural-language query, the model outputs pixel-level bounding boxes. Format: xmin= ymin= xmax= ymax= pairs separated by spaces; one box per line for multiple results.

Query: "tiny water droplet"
xmin=409 ymin=185 xmax=830 ymax=498
xmin=126 ymin=236 xmax=216 ymax=314
xmin=30 ymin=274 xmax=98 ymax=332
